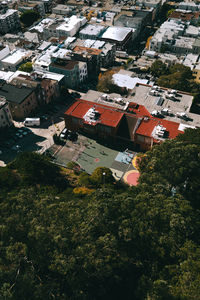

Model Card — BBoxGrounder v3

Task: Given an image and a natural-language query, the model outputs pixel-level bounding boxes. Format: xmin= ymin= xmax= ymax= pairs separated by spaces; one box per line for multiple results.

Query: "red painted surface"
xmin=126 ymin=171 xmax=140 ymax=186
xmin=65 ymin=100 xmax=124 ymax=128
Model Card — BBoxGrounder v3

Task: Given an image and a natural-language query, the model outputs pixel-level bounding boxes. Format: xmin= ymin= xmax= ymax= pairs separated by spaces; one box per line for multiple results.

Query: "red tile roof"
xmin=65 ymin=100 xmax=124 ymax=127
xmin=169 ymin=11 xmax=200 ymax=21
xmin=127 ymin=102 xmax=152 ymax=118
xmin=73 ymin=46 xmax=102 ymax=56
xmin=136 ymin=117 xmax=183 ymax=140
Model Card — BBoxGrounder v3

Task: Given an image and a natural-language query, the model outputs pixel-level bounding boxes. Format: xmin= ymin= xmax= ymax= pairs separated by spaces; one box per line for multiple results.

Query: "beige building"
xmin=0 ymin=83 xmax=38 ymax=120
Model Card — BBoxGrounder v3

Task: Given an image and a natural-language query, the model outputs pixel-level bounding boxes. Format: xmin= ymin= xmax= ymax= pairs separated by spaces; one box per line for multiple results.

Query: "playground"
xmin=51 ymin=134 xmax=141 ymax=186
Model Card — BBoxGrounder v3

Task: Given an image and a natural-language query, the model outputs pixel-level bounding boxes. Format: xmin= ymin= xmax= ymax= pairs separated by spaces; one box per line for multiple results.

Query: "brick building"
xmin=64 ymin=99 xmax=184 ymax=150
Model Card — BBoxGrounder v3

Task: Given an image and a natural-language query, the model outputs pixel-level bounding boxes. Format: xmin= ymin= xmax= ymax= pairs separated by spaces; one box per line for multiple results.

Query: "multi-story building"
xmin=43 ymin=16 xmax=87 ymax=40
xmin=72 ymin=46 xmax=101 ymax=76
xmin=52 ymin=4 xmax=75 ymax=16
xmin=64 ymin=98 xmax=185 ymax=150
xmin=101 ymin=26 xmax=133 ymax=50
xmin=0 ymin=83 xmax=38 ymax=120
xmin=0 ymin=3 xmax=21 ymax=34
xmin=0 ymin=97 xmax=13 ymax=128
xmin=0 ymin=49 xmax=32 ymax=71
xmin=79 ymin=24 xmax=107 ymax=40
xmin=114 ymin=11 xmax=151 ymax=39
xmin=65 ymin=38 xmax=116 ymax=68
xmin=49 ymin=59 xmax=87 ymax=88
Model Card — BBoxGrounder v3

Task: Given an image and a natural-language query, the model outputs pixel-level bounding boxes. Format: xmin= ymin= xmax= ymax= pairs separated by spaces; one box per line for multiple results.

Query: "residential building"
xmin=178 ymin=1 xmax=200 ymax=11
xmin=43 ymin=16 xmax=87 ymax=39
xmin=18 ymin=1 xmax=45 ymax=16
xmin=101 ymin=26 xmax=133 ymax=50
xmin=114 ymin=11 xmax=151 ymax=38
xmin=0 ymin=3 xmax=21 ymax=34
xmin=79 ymin=24 xmax=107 ymax=40
xmin=71 ymin=46 xmax=101 ymax=76
xmin=0 ymin=97 xmax=13 ymax=128
xmin=169 ymin=10 xmax=200 ymax=25
xmin=0 ymin=83 xmax=38 ymax=120
xmin=149 ymin=19 xmax=185 ymax=52
xmin=52 ymin=4 xmax=75 ymax=16
xmin=0 ymin=49 xmax=32 ymax=71
xmin=172 ymin=36 xmax=195 ymax=54
xmin=0 ymin=45 xmax=10 ymax=62
xmin=49 ymin=59 xmax=86 ymax=88
xmin=192 ymin=38 xmax=200 ymax=54
xmin=65 ymin=38 xmax=116 ymax=68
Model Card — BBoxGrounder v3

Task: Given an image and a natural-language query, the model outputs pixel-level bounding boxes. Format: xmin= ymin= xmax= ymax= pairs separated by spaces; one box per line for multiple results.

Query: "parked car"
xmin=60 ymin=128 xmax=69 ymax=139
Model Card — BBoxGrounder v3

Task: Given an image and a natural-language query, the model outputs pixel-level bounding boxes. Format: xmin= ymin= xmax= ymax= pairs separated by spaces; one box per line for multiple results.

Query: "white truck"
xmin=23 ymin=118 xmax=40 ymax=127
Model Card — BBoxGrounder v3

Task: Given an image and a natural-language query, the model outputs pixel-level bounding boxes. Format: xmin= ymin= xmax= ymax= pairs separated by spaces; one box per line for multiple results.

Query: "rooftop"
xmin=0 ymin=9 xmax=17 ymax=20
xmin=101 ymin=26 xmax=132 ymax=42
xmin=79 ymin=24 xmax=106 ymax=37
xmin=65 ymin=99 xmax=124 ymax=127
xmin=129 ymin=84 xmax=200 ymax=127
xmin=73 ymin=46 xmax=102 ymax=55
xmin=1 ymin=49 xmax=31 ymax=65
xmin=112 ymin=73 xmax=148 ymax=90
xmin=50 ymin=59 xmax=78 ymax=70
xmin=0 ymin=83 xmax=34 ymax=104
xmin=136 ymin=117 xmax=183 ymax=141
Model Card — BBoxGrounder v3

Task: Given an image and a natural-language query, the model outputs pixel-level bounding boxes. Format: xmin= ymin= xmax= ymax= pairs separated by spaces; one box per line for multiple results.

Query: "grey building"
xmin=0 ymin=3 xmax=21 ymax=34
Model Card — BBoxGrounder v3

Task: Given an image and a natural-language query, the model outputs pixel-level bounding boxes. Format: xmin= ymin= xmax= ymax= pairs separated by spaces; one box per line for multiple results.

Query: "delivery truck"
xmin=23 ymin=118 xmax=40 ymax=127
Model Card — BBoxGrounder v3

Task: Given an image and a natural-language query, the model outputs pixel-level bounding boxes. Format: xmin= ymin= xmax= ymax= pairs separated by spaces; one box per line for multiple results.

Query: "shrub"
xmin=73 ymin=187 xmax=94 ymax=195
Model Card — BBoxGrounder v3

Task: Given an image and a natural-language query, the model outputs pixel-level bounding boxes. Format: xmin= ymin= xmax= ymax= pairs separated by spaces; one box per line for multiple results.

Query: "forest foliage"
xmin=150 ymin=60 xmax=200 ymax=94
xmin=1 ymin=129 xmax=200 ymax=300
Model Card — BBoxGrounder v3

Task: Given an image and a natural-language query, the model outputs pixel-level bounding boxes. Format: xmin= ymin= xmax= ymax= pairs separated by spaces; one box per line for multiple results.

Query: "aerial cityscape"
xmin=0 ymin=0 xmax=200 ymax=298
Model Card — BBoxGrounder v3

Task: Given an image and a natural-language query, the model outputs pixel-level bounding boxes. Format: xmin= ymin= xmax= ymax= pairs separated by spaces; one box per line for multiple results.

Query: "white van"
xmin=23 ymin=118 xmax=40 ymax=127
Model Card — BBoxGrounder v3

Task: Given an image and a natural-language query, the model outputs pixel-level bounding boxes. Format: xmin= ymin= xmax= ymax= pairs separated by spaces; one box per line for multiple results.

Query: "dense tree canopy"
xmin=151 ymin=62 xmax=200 ymax=93
xmin=20 ymin=10 xmax=40 ymax=27
xmin=1 ymin=130 xmax=200 ymax=299
xmin=150 ymin=60 xmax=168 ymax=77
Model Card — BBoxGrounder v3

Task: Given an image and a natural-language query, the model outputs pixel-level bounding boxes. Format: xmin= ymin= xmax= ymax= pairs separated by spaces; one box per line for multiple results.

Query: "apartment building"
xmin=0 ymin=83 xmax=38 ymax=120
xmin=0 ymin=97 xmax=13 ymax=128
xmin=49 ymin=59 xmax=86 ymax=89
xmin=0 ymin=3 xmax=21 ymax=34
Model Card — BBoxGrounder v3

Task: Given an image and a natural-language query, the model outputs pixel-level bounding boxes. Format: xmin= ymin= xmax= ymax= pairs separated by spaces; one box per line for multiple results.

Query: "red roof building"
xmin=64 ymin=99 xmax=184 ymax=150
xmin=64 ymin=99 xmax=124 ymax=140
xmin=135 ymin=117 xmax=184 ymax=150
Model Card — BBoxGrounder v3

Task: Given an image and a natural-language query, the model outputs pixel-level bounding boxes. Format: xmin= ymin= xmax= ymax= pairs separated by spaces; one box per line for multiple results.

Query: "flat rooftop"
xmin=129 ymin=84 xmax=200 ymax=127
xmin=50 ymin=59 xmax=78 ymax=70
xmin=101 ymin=26 xmax=132 ymax=42
xmin=79 ymin=24 xmax=106 ymax=36
xmin=82 ymin=90 xmax=129 ymax=110
xmin=0 ymin=83 xmax=34 ymax=104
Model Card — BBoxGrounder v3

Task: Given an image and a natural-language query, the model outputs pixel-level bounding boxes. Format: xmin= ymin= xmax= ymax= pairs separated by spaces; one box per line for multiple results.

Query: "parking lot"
xmin=0 ymin=102 xmax=68 ymax=166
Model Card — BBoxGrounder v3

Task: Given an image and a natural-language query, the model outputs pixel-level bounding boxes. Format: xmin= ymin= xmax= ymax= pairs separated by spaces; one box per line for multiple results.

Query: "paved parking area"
xmin=0 ymin=103 xmax=67 ymax=166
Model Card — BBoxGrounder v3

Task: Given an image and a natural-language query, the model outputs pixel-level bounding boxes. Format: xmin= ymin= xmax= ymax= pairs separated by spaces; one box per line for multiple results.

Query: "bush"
xmin=18 ymin=62 xmax=33 ymax=73
xmin=91 ymin=167 xmax=114 ymax=185
xmin=78 ymin=172 xmax=92 ymax=187
xmin=73 ymin=186 xmax=94 ymax=196
xmin=67 ymin=161 xmax=80 ymax=171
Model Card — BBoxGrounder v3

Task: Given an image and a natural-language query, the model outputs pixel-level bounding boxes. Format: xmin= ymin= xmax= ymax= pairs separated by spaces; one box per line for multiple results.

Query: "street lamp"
xmin=102 ymin=172 xmax=106 ymax=187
